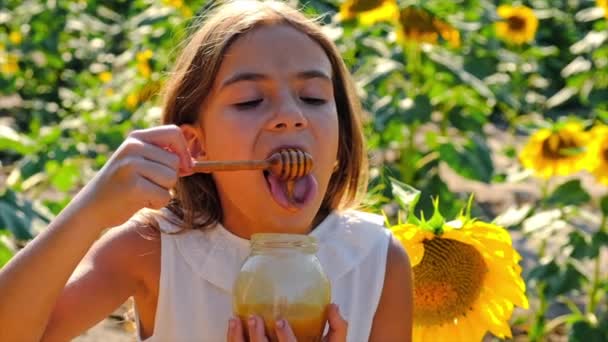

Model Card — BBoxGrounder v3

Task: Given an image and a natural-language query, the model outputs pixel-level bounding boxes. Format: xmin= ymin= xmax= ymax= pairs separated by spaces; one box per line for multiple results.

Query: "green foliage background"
xmin=1 ymin=0 xmax=608 ymax=339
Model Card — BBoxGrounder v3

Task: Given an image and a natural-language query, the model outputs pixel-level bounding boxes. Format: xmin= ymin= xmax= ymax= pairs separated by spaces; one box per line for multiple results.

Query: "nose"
xmin=265 ymin=94 xmax=308 ymax=131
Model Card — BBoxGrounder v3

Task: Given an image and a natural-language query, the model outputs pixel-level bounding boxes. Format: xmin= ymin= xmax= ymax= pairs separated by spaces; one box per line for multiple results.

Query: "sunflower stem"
xmin=404 ymin=41 xmax=422 ymax=96
xmin=524 ymin=179 xmax=550 ymax=223
xmin=538 ymin=239 xmax=547 ymax=259
xmin=401 ymin=123 xmax=418 ymax=185
xmin=530 ymin=282 xmax=548 ymax=342
xmin=588 ymin=213 xmax=607 ymax=314
xmin=540 ymin=178 xmax=550 ymax=200
xmin=562 ymin=297 xmax=583 ymax=316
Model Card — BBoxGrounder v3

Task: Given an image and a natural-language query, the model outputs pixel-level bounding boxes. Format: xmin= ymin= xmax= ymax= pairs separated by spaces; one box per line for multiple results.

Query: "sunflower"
xmin=9 ymin=31 xmax=22 ymax=45
xmin=585 ymin=124 xmax=608 ymax=185
xmin=390 ymin=199 xmax=528 ymax=342
xmin=396 ymin=6 xmax=460 ymax=47
xmin=136 ymin=49 xmax=153 ymax=79
xmin=339 ymin=0 xmax=398 ymax=25
xmin=0 ymin=52 xmax=19 ymax=75
xmin=519 ymin=122 xmax=590 ymax=179
xmin=163 ymin=0 xmax=193 ymax=17
xmin=99 ymin=71 xmax=112 ymax=83
xmin=598 ymin=0 xmax=608 ymax=19
xmin=495 ymin=5 xmax=538 ymax=45
xmin=126 ymin=92 xmax=139 ymax=110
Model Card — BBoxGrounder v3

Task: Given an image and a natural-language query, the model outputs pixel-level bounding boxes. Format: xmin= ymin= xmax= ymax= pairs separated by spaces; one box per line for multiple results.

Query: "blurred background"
xmin=1 ymin=0 xmax=607 ymax=340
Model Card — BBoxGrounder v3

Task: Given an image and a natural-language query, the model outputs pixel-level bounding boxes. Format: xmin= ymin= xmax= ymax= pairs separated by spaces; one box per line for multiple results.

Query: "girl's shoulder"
xmin=312 ymin=209 xmax=390 ymax=281
xmin=336 ymin=209 xmax=386 ymax=227
xmin=88 ymin=216 xmax=161 ymax=295
xmin=322 ymin=209 xmax=388 ymax=239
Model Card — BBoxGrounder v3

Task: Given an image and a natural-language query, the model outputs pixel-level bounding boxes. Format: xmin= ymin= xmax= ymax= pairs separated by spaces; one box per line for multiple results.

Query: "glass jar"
xmin=233 ymin=233 xmax=331 ymax=342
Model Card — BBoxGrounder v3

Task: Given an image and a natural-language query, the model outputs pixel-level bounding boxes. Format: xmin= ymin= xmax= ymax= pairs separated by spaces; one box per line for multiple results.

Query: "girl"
xmin=0 ymin=1 xmax=413 ymax=341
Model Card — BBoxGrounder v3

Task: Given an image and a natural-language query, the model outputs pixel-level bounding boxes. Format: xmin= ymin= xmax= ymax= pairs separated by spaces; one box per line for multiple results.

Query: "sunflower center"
xmin=507 ymin=15 xmax=526 ymax=31
xmin=399 ymin=8 xmax=439 ymax=42
xmin=541 ymin=134 xmax=580 ymax=160
xmin=347 ymin=0 xmax=384 ymax=13
xmin=413 ymin=238 xmax=487 ymax=325
xmin=602 ymin=147 xmax=608 ymax=163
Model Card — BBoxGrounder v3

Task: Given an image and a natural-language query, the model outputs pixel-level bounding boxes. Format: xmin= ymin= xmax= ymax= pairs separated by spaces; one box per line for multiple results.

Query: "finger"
xmin=118 ymin=138 xmax=181 ymax=176
xmin=227 ymin=317 xmax=245 ymax=342
xmin=135 ymin=158 xmax=179 ymax=190
xmin=134 ymin=176 xmax=171 ymax=209
xmin=129 ymin=125 xmax=193 ymax=171
xmin=326 ymin=304 xmax=348 ymax=342
xmin=247 ymin=315 xmax=269 ymax=342
xmin=275 ymin=318 xmax=297 ymax=342
xmin=137 ymin=141 xmax=181 ymax=172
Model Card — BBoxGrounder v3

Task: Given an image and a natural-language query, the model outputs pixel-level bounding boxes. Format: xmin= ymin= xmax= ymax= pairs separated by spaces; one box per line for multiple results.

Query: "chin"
xmin=260 ymin=203 xmax=321 ymax=234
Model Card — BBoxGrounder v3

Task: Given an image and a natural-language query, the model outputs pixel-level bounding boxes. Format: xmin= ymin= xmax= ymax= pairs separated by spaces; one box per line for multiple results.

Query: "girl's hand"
xmin=78 ymin=125 xmax=193 ymax=228
xmin=227 ymin=304 xmax=348 ymax=342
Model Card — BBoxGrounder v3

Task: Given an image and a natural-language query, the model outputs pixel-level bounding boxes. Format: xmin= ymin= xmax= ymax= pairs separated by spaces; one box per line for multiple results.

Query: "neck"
xmin=222 ymin=207 xmax=332 ymax=240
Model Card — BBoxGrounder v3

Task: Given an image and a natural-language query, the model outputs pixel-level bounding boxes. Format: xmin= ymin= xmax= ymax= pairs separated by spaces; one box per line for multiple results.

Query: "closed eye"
xmin=301 ymin=97 xmax=327 ymax=105
xmin=234 ymin=99 xmax=263 ymax=110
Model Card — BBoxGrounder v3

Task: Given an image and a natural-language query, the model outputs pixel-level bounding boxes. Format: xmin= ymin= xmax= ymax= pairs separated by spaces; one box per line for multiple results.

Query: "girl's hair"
xmin=150 ymin=0 xmax=367 ymax=231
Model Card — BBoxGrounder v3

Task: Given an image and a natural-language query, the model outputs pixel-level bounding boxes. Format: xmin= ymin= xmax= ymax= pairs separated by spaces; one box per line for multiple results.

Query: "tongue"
xmin=292 ymin=177 xmax=309 ymax=202
xmin=267 ymin=174 xmax=318 ymax=210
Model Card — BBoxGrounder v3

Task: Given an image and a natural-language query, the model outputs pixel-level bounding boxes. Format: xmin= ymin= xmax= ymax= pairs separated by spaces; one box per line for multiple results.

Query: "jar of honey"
xmin=233 ymin=233 xmax=331 ymax=342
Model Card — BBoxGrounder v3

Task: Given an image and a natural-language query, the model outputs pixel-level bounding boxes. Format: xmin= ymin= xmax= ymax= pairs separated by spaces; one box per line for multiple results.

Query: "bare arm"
xmin=369 ymin=235 xmax=414 ymax=342
xmin=0 ymin=125 xmax=190 ymax=341
xmin=41 ymin=223 xmax=160 ymax=341
xmin=0 ymin=197 xmax=114 ymax=341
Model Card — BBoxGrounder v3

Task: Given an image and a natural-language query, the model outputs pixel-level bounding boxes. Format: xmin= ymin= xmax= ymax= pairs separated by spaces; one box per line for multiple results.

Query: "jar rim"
xmin=250 ymin=233 xmax=318 ymax=252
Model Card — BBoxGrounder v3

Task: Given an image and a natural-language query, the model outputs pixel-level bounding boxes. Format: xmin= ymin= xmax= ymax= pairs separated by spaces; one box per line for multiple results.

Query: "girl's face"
xmin=198 ymin=24 xmax=339 ymax=236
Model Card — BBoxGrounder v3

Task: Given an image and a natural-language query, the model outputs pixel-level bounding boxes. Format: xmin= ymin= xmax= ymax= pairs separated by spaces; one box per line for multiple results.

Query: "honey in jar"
xmin=233 ymin=233 xmax=331 ymax=342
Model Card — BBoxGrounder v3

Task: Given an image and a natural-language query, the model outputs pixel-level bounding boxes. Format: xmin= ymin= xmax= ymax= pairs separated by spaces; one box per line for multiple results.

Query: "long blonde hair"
xmin=153 ymin=0 xmax=367 ymax=231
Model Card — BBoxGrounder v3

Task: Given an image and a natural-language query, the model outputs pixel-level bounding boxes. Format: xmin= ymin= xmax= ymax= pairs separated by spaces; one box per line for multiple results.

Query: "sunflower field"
xmin=1 ymin=0 xmax=608 ymax=341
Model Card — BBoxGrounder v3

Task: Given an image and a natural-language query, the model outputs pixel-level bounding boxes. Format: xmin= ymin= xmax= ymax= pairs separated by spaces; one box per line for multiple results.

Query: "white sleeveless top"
xmin=136 ymin=209 xmax=392 ymax=342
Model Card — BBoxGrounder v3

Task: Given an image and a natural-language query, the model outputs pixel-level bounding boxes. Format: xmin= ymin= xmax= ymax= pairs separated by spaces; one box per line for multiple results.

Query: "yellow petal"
xmin=497 ymin=5 xmax=514 ymax=18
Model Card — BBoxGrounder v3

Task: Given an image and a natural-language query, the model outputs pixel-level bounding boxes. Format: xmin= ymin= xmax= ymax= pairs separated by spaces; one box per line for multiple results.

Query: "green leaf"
xmin=388 ymin=177 xmax=421 ymax=222
xmin=45 ymin=160 xmax=80 ymax=192
xmin=528 ymin=261 xmax=587 ymax=298
xmin=0 ymin=189 xmax=50 ymax=241
xmin=600 ymin=195 xmax=608 ymax=217
xmin=0 ymin=236 xmax=14 ymax=267
xmin=544 ymin=180 xmax=591 ymax=207
xmin=591 ymin=230 xmax=608 ymax=257
xmin=528 ymin=260 xmax=560 ymax=282
xmin=439 ymin=135 xmax=494 ymax=183
xmin=447 ymin=106 xmax=485 ymax=135
xmin=568 ymin=231 xmax=593 ymax=259
xmin=569 ymin=319 xmax=608 ymax=342
xmin=550 ymin=262 xmax=587 ymax=298
xmin=0 ymin=125 xmax=36 ymax=155
xmin=426 ymin=198 xmax=446 ymax=235
xmin=416 ymin=174 xmax=464 ymax=221
xmin=401 ymin=95 xmax=432 ymax=125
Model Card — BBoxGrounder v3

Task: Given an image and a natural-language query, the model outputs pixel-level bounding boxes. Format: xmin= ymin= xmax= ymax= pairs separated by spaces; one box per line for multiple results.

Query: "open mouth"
xmin=263 ymin=170 xmax=318 ymax=212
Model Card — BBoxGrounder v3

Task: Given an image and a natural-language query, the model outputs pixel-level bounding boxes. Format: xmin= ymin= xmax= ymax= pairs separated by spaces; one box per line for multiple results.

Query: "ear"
xmin=180 ymin=124 xmax=206 ymax=160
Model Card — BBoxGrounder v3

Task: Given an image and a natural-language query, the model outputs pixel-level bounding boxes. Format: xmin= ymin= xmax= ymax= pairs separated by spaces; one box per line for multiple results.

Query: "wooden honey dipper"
xmin=192 ymin=148 xmax=313 ymax=181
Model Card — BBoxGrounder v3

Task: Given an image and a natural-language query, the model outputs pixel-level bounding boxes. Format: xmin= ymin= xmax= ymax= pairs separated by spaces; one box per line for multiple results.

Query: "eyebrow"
xmin=220 ymin=70 xmax=332 ymax=90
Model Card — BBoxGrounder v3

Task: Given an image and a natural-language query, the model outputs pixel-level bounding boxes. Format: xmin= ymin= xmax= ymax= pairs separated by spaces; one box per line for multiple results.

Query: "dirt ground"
xmin=74 ymin=304 xmax=134 ymax=342
xmin=75 ymin=315 xmax=134 ymax=342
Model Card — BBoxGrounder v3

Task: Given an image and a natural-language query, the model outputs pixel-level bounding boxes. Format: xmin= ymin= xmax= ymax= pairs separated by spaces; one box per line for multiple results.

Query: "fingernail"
xmin=248 ymin=316 xmax=256 ymax=328
xmin=229 ymin=318 xmax=236 ymax=330
xmin=335 ymin=304 xmax=340 ymax=314
xmin=276 ymin=319 xmax=285 ymax=329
